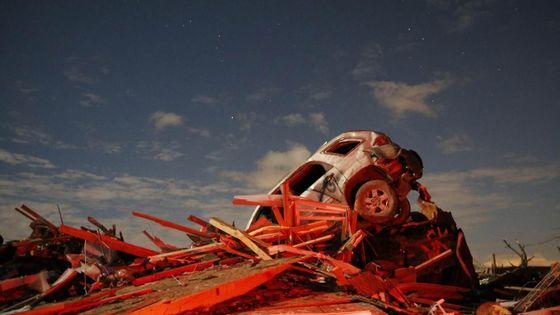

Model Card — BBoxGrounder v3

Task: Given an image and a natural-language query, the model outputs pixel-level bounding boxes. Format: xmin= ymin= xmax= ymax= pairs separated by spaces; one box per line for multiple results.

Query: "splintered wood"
xmin=2 ymin=193 xmax=480 ymax=315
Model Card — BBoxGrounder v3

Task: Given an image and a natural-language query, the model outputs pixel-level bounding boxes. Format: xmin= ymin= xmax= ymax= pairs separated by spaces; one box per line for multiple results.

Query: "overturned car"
xmin=248 ymin=130 xmax=431 ymax=227
xmin=245 ymin=130 xmax=476 ymax=287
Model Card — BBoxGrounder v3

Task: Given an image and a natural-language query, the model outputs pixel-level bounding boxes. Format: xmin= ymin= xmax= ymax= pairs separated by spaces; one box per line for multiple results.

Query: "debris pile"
xmin=0 ymin=130 xmax=558 ymax=314
xmin=1 ymin=190 xmax=480 ymax=315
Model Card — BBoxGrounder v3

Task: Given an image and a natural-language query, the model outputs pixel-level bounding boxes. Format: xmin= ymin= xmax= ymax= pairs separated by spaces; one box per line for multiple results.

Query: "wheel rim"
xmin=355 ymin=180 xmax=398 ymax=224
xmin=363 ymin=187 xmax=392 ymax=216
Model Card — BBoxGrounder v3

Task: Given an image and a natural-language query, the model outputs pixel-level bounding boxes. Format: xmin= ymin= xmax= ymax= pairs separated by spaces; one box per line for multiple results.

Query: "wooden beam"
xmin=128 ymin=257 xmax=304 ymax=315
xmin=59 ymin=225 xmax=158 ymax=257
xmin=132 ymin=259 xmax=218 ymax=286
xmin=132 ymin=211 xmax=217 ymax=239
xmin=414 ymin=249 xmax=453 ymax=272
xmin=281 ymin=181 xmax=294 ymax=226
xmin=209 ymin=217 xmax=272 ymax=260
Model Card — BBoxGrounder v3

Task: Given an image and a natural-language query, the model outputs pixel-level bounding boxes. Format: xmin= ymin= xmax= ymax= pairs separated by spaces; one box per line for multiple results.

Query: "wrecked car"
xmin=248 ymin=130 xmax=431 ymax=227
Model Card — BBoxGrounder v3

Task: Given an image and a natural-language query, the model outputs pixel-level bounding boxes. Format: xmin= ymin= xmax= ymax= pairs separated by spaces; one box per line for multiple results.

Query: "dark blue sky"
xmin=1 ymin=1 xmax=559 ymax=266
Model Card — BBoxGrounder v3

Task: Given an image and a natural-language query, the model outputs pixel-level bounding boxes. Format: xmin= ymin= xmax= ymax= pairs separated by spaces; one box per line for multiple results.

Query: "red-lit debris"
xmin=0 ymin=195 xmax=481 ymax=314
xmin=1 ymin=131 xmax=558 ymax=314
xmin=1 ymin=199 xmax=558 ymax=314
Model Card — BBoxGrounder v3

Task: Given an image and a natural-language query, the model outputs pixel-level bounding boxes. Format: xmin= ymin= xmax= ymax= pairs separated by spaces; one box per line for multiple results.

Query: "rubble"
xmin=0 ymin=130 xmax=558 ymax=314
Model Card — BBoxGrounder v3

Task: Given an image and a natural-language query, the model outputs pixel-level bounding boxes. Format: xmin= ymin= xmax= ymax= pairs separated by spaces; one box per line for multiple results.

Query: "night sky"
xmin=1 ymin=1 xmax=559 ymax=267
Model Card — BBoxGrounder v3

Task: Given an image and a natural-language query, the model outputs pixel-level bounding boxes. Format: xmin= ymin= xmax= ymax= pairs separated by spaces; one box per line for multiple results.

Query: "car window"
xmin=289 ymin=163 xmax=330 ymax=195
xmin=324 ymin=139 xmax=362 ymax=155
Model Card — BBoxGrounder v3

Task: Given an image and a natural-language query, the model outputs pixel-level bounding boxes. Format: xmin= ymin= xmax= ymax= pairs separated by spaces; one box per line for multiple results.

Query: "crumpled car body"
xmin=248 ymin=130 xmax=423 ymax=228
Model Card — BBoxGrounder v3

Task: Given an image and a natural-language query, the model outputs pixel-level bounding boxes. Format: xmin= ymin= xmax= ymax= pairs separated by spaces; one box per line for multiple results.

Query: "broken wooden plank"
xmin=209 ymin=217 xmax=272 ymax=260
xmin=18 ymin=205 xmax=58 ymax=232
xmin=268 ymin=244 xmax=361 ymax=275
xmin=281 ymin=181 xmax=294 ymax=226
xmin=16 ymin=288 xmax=118 ymax=315
xmin=146 ymin=243 xmax=224 ymax=263
xmin=293 ymin=234 xmax=334 ymax=249
xmin=186 ymin=215 xmax=210 ymax=230
xmin=132 ymin=211 xmax=217 ymax=239
xmin=414 ymin=249 xmax=453 ymax=272
xmin=232 ymin=194 xmax=283 ymax=207
xmin=128 ymin=257 xmax=304 ymax=315
xmin=59 ymin=288 xmax=153 ymax=315
xmin=143 ymin=231 xmax=178 ymax=251
xmin=59 ymin=225 xmax=158 ymax=257
xmin=132 ymin=259 xmax=218 ymax=286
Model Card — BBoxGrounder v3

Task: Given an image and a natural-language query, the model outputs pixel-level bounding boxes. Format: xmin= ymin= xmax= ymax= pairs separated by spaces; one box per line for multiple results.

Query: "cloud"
xmin=437 ymin=132 xmax=474 ymax=153
xmin=423 ymin=162 xmax=560 ymax=228
xmin=64 ymin=66 xmax=95 ymax=85
xmin=298 ymin=83 xmax=333 ymax=105
xmin=501 ymin=152 xmax=539 ymax=164
xmin=233 ymin=112 xmax=258 ymax=130
xmin=80 ymin=92 xmax=104 ymax=108
xmin=64 ymin=56 xmax=109 ymax=86
xmin=0 ymin=149 xmax=55 ymax=169
xmin=191 ymin=95 xmax=219 ymax=106
xmin=222 ymin=143 xmax=311 ymax=190
xmin=352 ymin=43 xmax=384 ymax=80
xmin=149 ymin=111 xmax=184 ymax=130
xmin=426 ymin=0 xmax=493 ymax=33
xmin=136 ymin=140 xmax=184 ymax=162
xmin=188 ymin=127 xmax=211 ymax=137
xmin=87 ymin=139 xmax=123 ymax=154
xmin=246 ymin=87 xmax=281 ymax=103
xmin=467 ymin=163 xmax=560 ymax=185
xmin=153 ymin=148 xmax=183 ymax=161
xmin=368 ymin=78 xmax=453 ymax=118
xmin=14 ymin=80 xmax=39 ymax=95
xmin=0 ymin=169 xmax=252 ymax=247
xmin=273 ymin=112 xmax=329 ymax=134
xmin=9 ymin=125 xmax=75 ymax=149
xmin=309 ymin=112 xmax=329 ymax=134
xmin=308 ymin=90 xmax=332 ymax=102
xmin=274 ymin=113 xmax=306 ymax=127
xmin=483 ymin=253 xmax=558 ymax=268
xmin=205 ymin=151 xmax=224 ymax=162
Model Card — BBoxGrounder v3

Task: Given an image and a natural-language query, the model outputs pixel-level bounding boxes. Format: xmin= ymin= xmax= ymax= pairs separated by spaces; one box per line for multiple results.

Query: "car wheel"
xmin=354 ymin=180 xmax=398 ymax=224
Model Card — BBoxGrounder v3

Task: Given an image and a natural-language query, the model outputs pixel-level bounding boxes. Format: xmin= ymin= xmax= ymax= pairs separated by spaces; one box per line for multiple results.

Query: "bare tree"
xmin=503 ymin=240 xmax=533 ymax=268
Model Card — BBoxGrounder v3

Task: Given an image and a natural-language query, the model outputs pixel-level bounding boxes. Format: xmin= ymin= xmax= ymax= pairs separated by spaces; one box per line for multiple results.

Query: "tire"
xmin=392 ymin=198 xmax=411 ymax=225
xmin=354 ymin=180 xmax=398 ymax=224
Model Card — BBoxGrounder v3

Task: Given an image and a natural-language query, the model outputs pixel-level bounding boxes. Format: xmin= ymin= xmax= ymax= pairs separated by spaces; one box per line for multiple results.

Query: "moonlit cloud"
xmin=9 ymin=125 xmax=75 ymax=149
xmin=309 ymin=112 xmax=329 ymax=134
xmin=308 ymin=90 xmax=332 ymax=101
xmin=149 ymin=111 xmax=184 ymax=130
xmin=0 ymin=149 xmax=55 ymax=169
xmin=233 ymin=112 xmax=258 ymax=130
xmin=273 ymin=112 xmax=329 ymax=134
xmin=188 ymin=127 xmax=211 ymax=137
xmin=437 ymin=132 xmax=474 ymax=153
xmin=352 ymin=43 xmax=384 ymax=80
xmin=274 ymin=113 xmax=306 ymax=126
xmin=64 ymin=65 xmax=95 ymax=85
xmin=80 ymin=92 xmax=104 ymax=107
xmin=87 ymin=139 xmax=123 ymax=154
xmin=483 ymin=252 xmax=558 ymax=268
xmin=222 ymin=143 xmax=311 ymax=190
xmin=368 ymin=78 xmax=453 ymax=118
xmin=0 ymin=169 xmax=252 ymax=246
xmin=137 ymin=140 xmax=184 ymax=162
xmin=423 ymin=162 xmax=560 ymax=228
xmin=191 ymin=94 xmax=219 ymax=106
xmin=426 ymin=0 xmax=492 ymax=33
xmin=246 ymin=87 xmax=281 ymax=103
